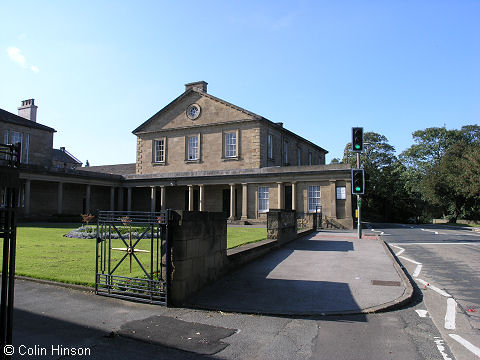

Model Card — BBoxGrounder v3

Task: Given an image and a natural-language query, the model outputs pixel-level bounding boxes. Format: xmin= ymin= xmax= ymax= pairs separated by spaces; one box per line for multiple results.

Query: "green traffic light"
xmin=355 ymin=186 xmax=361 ymax=191
xmin=355 ymin=144 xmax=360 ymax=149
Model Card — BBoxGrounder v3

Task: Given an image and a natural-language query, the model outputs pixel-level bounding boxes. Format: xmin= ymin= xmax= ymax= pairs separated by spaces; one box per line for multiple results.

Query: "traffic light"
xmin=352 ymin=127 xmax=364 ymax=152
xmin=351 ymin=169 xmax=365 ymax=195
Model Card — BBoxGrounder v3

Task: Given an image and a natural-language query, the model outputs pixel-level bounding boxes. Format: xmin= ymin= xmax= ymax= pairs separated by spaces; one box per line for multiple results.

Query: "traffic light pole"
xmin=357 ymin=152 xmax=362 ymax=239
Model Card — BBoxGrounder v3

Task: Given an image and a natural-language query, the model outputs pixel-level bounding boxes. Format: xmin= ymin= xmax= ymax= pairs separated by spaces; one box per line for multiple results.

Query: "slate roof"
xmin=0 ymin=107 xmax=56 ymax=133
xmin=132 ymin=87 xmax=328 ymax=154
xmin=52 ymin=148 xmax=82 ymax=165
xmin=79 ymin=163 xmax=136 ymax=175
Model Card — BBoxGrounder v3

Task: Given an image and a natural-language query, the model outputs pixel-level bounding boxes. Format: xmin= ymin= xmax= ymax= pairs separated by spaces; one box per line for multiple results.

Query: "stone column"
xmin=277 ymin=182 xmax=284 ymax=209
xmin=229 ymin=184 xmax=236 ymax=220
xmin=199 ymin=184 xmax=205 ymax=211
xmin=291 ymin=182 xmax=296 ymax=211
xmin=150 ymin=186 xmax=156 ymax=212
xmin=241 ymin=183 xmax=248 ymax=220
xmin=330 ymin=180 xmax=337 ymax=218
xmin=85 ymin=184 xmax=91 ymax=213
xmin=127 ymin=187 xmax=132 ymax=212
xmin=110 ymin=187 xmax=115 ymax=211
xmin=188 ymin=185 xmax=194 ymax=211
xmin=24 ymin=179 xmax=31 ymax=216
xmin=346 ymin=181 xmax=353 ymax=219
xmin=160 ymin=186 xmax=166 ymax=211
xmin=57 ymin=182 xmax=63 ymax=214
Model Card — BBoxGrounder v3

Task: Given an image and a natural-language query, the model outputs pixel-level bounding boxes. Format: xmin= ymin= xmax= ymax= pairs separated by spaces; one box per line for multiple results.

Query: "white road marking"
xmin=448 ymin=334 xmax=480 ymax=357
xmin=391 ymin=245 xmax=405 ymax=256
xmin=399 ymin=256 xmax=422 ymax=265
xmin=391 ymin=242 xmax=480 ymax=245
xmin=415 ymin=309 xmax=428 ymax=317
xmin=444 ymin=298 xmax=457 ymax=330
xmin=434 ymin=337 xmax=453 ymax=360
xmin=421 ymin=228 xmax=444 ymax=235
xmin=417 ymin=279 xmax=451 ymax=297
xmin=412 ymin=264 xmax=422 ymax=277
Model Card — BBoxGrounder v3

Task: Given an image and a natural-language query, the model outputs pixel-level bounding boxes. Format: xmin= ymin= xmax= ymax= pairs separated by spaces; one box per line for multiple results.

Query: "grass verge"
xmin=9 ymin=223 xmax=266 ymax=287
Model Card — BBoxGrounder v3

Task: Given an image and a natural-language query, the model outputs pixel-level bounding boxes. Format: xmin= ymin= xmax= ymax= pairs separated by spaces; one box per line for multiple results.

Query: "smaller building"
xmin=0 ymin=99 xmax=55 ymax=168
xmin=52 ymin=147 xmax=83 ymax=169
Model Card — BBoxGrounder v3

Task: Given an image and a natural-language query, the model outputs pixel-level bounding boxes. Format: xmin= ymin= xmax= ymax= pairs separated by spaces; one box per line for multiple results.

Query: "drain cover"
xmin=371 ymin=280 xmax=401 ymax=287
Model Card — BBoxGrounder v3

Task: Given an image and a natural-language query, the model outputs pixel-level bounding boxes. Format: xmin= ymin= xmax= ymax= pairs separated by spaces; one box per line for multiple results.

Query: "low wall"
xmin=267 ymin=209 xmax=297 ymax=244
xmin=433 ymin=219 xmax=480 ymax=225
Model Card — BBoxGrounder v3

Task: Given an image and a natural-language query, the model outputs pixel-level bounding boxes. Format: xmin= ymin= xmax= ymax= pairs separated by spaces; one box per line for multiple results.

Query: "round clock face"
xmin=186 ymin=104 xmax=201 ymax=120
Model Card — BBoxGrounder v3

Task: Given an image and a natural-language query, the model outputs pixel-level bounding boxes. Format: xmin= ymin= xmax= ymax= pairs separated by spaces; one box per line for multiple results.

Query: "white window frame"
xmin=308 ymin=185 xmax=321 ymax=212
xmin=268 ymin=134 xmax=273 ymax=159
xmin=153 ymin=139 xmax=165 ymax=163
xmin=258 ymin=186 xmax=269 ymax=213
xmin=188 ymin=135 xmax=199 ymax=160
xmin=336 ymin=186 xmax=346 ymax=200
xmin=225 ymin=132 xmax=237 ymax=158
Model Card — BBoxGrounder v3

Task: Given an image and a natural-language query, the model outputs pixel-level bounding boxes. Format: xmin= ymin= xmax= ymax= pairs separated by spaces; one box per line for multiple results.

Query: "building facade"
xmin=2 ymin=83 xmax=353 ymax=229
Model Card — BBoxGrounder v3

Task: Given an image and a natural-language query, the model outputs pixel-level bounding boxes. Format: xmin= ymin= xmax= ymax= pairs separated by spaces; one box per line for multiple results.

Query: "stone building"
xmin=1 ymin=83 xmax=353 ymax=229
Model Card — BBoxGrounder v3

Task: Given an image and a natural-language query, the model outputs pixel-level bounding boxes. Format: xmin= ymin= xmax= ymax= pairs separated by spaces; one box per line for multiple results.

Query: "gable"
xmin=133 ymin=90 xmax=258 ymax=134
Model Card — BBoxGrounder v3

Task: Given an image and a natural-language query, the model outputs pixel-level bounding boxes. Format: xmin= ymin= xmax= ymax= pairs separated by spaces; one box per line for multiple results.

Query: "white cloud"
xmin=6 ymin=46 xmax=39 ymax=73
xmin=7 ymin=47 xmax=26 ymax=67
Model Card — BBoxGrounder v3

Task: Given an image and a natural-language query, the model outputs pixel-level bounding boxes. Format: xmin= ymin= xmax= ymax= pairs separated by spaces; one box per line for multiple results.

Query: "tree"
xmin=330 ymin=158 xmax=341 ymax=164
xmin=401 ymin=125 xmax=480 ymax=222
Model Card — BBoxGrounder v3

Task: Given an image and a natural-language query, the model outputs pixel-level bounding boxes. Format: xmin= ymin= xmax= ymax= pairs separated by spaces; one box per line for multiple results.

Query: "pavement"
xmin=187 ymin=230 xmax=412 ymax=315
xmin=9 ymin=229 xmax=413 ymax=359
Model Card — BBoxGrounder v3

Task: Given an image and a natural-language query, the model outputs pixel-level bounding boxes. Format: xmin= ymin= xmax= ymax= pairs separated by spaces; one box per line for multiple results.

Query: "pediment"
xmin=133 ymin=90 xmax=259 ymax=134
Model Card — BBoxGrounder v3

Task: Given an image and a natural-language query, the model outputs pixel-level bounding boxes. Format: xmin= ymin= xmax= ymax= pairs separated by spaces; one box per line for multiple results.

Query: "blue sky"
xmin=1 ymin=1 xmax=479 ymax=165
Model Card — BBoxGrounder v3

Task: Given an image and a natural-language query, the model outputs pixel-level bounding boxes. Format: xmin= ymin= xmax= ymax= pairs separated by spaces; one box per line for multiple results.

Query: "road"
xmin=371 ymin=223 xmax=480 ymax=360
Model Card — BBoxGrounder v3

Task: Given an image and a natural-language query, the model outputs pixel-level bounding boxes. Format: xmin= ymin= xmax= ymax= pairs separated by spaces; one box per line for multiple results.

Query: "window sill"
xmin=222 ymin=156 xmax=240 ymax=162
xmin=152 ymin=162 xmax=167 ymax=166
xmin=185 ymin=159 xmax=201 ymax=164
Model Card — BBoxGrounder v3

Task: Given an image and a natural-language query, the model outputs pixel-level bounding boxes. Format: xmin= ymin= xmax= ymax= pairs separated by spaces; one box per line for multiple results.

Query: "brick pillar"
xmin=291 ymin=182 xmax=296 ymax=211
xmin=188 ymin=185 xmax=194 ymax=211
xmin=229 ymin=184 xmax=236 ymax=220
xmin=330 ymin=180 xmax=336 ymax=218
xmin=199 ymin=184 xmax=205 ymax=211
xmin=241 ymin=183 xmax=247 ymax=220
xmin=150 ymin=186 xmax=156 ymax=212
xmin=277 ymin=182 xmax=284 ymax=209
xmin=160 ymin=186 xmax=166 ymax=210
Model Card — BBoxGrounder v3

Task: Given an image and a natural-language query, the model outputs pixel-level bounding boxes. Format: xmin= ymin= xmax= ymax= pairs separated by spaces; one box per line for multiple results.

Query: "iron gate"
xmin=0 ymin=142 xmax=20 ymax=359
xmin=95 ymin=210 xmax=171 ymax=305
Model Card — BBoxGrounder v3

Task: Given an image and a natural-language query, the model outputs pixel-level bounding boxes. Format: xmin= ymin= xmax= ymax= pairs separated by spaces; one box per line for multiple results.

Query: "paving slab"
xmin=187 ymin=230 xmax=411 ymax=315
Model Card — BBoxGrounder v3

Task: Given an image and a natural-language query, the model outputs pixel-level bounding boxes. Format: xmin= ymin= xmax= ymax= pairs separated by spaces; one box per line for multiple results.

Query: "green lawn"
xmin=9 ymin=224 xmax=266 ymax=287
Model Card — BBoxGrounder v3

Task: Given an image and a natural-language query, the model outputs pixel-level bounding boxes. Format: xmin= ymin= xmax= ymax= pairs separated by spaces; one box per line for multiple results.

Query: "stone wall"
xmin=169 ymin=210 xmax=227 ymax=305
xmin=267 ymin=209 xmax=297 ymax=244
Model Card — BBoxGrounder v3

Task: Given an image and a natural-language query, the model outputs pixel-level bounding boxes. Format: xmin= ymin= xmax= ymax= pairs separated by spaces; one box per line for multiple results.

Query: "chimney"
xmin=60 ymin=147 xmax=65 ymax=152
xmin=185 ymin=81 xmax=208 ymax=93
xmin=276 ymin=122 xmax=283 ymax=128
xmin=18 ymin=99 xmax=38 ymax=122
